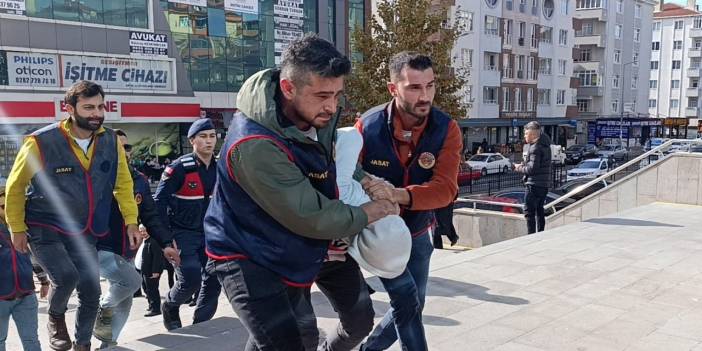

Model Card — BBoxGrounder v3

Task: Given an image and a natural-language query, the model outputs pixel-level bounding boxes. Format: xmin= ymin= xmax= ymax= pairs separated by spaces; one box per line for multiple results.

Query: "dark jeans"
xmin=27 ymin=226 xmax=100 ymax=345
xmin=209 ymin=258 xmax=308 ymax=351
xmin=300 ymin=257 xmax=375 ymax=351
xmin=524 ymin=185 xmax=548 ymax=234
xmin=364 ymin=233 xmax=434 ymax=351
xmin=166 ymin=231 xmax=221 ymax=324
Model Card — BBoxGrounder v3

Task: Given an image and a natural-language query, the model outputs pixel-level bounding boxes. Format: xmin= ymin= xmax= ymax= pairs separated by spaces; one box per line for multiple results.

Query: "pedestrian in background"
xmin=93 ymin=129 xmax=180 ymax=349
xmin=513 ymin=121 xmax=552 ymax=234
xmin=154 ymin=119 xmax=221 ymax=331
xmin=0 ymin=184 xmax=44 ymax=351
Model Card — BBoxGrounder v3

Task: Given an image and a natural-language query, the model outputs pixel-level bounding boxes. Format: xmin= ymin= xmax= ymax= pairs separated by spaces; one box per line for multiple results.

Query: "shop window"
xmin=104 ymin=0 xmax=128 ymax=27
xmin=26 ymin=0 xmax=53 ymax=19
xmin=173 ymin=33 xmax=191 ymax=61
xmin=80 ymin=0 xmax=103 ymax=24
xmin=191 ymin=6 xmax=208 ymax=36
xmin=126 ymin=0 xmax=149 ymax=28
xmin=52 ymin=0 xmax=79 ymax=22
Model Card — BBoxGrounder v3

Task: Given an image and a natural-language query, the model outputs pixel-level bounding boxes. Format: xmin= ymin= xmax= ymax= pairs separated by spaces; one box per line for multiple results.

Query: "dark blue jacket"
xmin=98 ymin=168 xmax=172 ymax=258
xmin=204 ymin=114 xmax=337 ymax=286
xmin=0 ymin=222 xmax=35 ymax=300
xmin=154 ymin=153 xmax=216 ymax=234
xmin=24 ymin=123 xmax=117 ymax=236
xmin=360 ymin=104 xmax=450 ymax=236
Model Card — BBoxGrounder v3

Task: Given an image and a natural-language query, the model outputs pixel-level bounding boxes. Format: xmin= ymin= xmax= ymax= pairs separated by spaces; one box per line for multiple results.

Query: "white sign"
xmin=167 ymin=0 xmax=207 ymax=6
xmin=61 ymin=55 xmax=172 ymax=91
xmin=274 ymin=0 xmax=305 ymax=65
xmin=129 ymin=31 xmax=169 ymax=57
xmin=7 ymin=52 xmax=59 ymax=87
xmin=225 ymin=0 xmax=258 ymax=14
xmin=0 ymin=0 xmax=25 ymax=15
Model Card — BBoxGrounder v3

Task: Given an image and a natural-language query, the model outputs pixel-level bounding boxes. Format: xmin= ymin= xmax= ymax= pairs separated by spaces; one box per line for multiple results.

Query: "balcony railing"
xmin=502 ymin=67 xmax=513 ymax=78
xmin=485 ymin=28 xmax=499 ymax=36
xmin=485 ymin=64 xmax=498 ymax=71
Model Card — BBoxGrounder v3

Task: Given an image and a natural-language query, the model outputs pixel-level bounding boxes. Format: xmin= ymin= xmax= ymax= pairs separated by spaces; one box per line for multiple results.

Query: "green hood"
xmin=236 ymin=69 xmax=338 ymax=153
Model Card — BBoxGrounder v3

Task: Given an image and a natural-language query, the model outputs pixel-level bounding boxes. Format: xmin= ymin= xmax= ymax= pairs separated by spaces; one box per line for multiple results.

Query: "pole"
xmin=620 ymin=62 xmax=625 ymax=146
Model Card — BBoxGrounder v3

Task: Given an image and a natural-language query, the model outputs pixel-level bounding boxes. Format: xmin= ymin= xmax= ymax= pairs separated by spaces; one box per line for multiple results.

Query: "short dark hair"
xmin=525 ymin=121 xmax=541 ymax=131
xmin=64 ymin=81 xmax=105 ymax=108
xmin=280 ymin=34 xmax=351 ymax=85
xmin=389 ymin=52 xmax=433 ymax=82
xmin=114 ymin=129 xmax=127 ymax=137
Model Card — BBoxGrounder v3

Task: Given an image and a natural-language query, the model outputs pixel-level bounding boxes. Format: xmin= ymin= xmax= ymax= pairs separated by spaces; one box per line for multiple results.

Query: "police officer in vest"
xmin=5 ymin=81 xmax=141 ymax=351
xmin=93 ymin=129 xmax=181 ymax=348
xmin=154 ymin=119 xmax=221 ymax=331
xmin=203 ymin=34 xmax=398 ymax=350
xmin=356 ymin=52 xmax=463 ymax=351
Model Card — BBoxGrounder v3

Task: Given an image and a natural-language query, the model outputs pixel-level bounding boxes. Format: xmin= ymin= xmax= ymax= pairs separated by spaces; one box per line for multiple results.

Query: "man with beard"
xmin=203 ymin=34 xmax=398 ymax=350
xmin=154 ymin=119 xmax=222 ymax=331
xmin=356 ymin=52 xmax=462 ymax=351
xmin=5 ymin=80 xmax=141 ymax=351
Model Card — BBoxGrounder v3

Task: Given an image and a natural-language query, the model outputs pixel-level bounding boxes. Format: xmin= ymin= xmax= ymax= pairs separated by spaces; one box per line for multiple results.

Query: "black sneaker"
xmin=161 ymin=302 xmax=182 ymax=331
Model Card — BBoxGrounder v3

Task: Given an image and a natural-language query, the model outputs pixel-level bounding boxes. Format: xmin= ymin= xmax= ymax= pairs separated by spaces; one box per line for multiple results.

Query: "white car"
xmin=567 ymin=158 xmax=609 ymax=181
xmin=467 ymin=153 xmax=512 ymax=176
xmin=597 ymin=145 xmax=628 ymax=160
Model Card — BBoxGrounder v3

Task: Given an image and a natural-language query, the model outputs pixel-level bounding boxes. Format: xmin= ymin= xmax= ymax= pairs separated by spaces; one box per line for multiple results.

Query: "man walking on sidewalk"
xmin=204 ymin=34 xmax=397 ymax=350
xmin=5 ymin=80 xmax=141 ymax=351
xmin=93 ymin=129 xmax=181 ymax=349
xmin=154 ymin=119 xmax=221 ymax=331
xmin=357 ymin=52 xmax=462 ymax=351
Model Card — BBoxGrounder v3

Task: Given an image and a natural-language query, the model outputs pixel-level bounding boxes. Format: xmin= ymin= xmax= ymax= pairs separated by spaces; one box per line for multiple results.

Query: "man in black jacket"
xmin=514 ymin=121 xmax=552 ymax=234
xmin=93 ymin=130 xmax=180 ymax=349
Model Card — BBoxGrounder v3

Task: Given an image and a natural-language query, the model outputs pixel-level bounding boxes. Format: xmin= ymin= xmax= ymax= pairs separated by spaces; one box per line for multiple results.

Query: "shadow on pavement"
xmin=585 ymin=218 xmax=684 ymax=228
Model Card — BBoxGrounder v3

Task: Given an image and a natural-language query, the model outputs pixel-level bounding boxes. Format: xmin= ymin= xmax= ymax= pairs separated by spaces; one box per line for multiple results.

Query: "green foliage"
xmin=343 ymin=0 xmax=470 ymax=126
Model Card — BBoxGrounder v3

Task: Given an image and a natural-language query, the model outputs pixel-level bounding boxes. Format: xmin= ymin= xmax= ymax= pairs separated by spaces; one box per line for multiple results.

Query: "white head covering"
xmin=335 ymin=127 xmax=411 ymax=278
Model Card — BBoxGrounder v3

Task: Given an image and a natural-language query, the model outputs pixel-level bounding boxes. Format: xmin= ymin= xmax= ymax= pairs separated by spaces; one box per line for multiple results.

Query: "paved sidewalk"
xmin=8 ymin=202 xmax=702 ymax=350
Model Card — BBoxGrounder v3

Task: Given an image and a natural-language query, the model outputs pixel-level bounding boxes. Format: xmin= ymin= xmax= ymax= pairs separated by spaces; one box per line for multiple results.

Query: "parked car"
xmin=667 ymin=141 xmax=691 ymax=154
xmin=645 ymin=138 xmax=669 ymax=151
xmin=551 ymin=145 xmax=566 ymax=165
xmin=456 ymin=188 xmax=575 ymax=215
xmin=457 ymin=163 xmax=482 ymax=186
xmin=466 ymin=153 xmax=512 ymax=176
xmin=690 ymin=144 xmax=702 ymax=153
xmin=566 ymin=158 xmax=609 ymax=181
xmin=565 ymin=144 xmax=598 ymax=164
xmin=553 ymin=178 xmax=608 ymax=201
xmin=596 ymin=144 xmax=628 ymax=160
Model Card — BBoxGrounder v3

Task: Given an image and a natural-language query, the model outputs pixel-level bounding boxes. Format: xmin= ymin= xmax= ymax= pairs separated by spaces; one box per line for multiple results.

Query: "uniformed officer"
xmin=154 ymin=119 xmax=221 ymax=331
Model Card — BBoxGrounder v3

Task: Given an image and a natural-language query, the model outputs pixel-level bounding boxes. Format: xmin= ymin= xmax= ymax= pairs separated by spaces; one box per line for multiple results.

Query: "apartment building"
xmin=453 ymin=0 xmax=578 ymax=148
xmin=573 ymin=0 xmax=657 ymax=118
xmin=649 ymin=1 xmax=701 ymax=123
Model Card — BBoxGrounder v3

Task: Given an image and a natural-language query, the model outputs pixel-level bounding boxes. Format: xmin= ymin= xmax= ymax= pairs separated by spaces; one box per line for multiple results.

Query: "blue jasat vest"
xmin=360 ymin=104 xmax=451 ymax=236
xmin=204 ymin=114 xmax=337 ymax=286
xmin=24 ymin=123 xmax=118 ymax=236
xmin=0 ymin=222 xmax=34 ymax=300
xmin=97 ymin=169 xmax=150 ymax=259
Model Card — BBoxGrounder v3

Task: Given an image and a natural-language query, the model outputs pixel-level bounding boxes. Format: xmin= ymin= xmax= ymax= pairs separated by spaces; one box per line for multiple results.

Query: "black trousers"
xmin=524 ymin=185 xmax=548 ymax=234
xmin=302 ymin=258 xmax=375 ymax=351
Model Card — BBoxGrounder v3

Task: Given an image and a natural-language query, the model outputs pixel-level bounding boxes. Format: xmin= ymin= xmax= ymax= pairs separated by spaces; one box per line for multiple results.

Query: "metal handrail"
xmin=544 ymin=138 xmax=698 ymax=214
xmin=455 ymin=198 xmax=525 ymax=210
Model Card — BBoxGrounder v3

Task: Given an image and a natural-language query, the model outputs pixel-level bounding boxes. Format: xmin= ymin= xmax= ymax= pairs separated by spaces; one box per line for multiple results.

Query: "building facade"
xmin=649 ymin=1 xmax=701 ymax=125
xmin=573 ymin=0 xmax=656 ymax=119
xmin=452 ymin=0 xmax=578 ymax=150
xmin=0 ymin=0 xmax=365 ymax=176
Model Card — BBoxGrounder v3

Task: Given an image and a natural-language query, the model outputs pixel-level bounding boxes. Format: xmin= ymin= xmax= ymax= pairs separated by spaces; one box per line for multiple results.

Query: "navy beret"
xmin=187 ymin=119 xmax=215 ymax=138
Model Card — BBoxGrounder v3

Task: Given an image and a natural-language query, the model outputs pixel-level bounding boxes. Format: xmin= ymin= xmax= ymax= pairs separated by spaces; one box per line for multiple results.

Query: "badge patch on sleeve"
xmin=161 ymin=166 xmax=174 ymax=181
xmin=418 ymin=152 xmax=436 ymax=169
